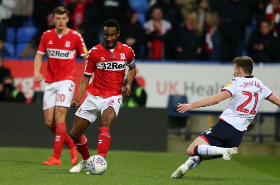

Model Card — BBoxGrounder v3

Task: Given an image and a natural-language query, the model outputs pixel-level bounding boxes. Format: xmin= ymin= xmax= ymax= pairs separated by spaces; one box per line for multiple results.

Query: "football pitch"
xmin=0 ymin=147 xmax=279 ymax=185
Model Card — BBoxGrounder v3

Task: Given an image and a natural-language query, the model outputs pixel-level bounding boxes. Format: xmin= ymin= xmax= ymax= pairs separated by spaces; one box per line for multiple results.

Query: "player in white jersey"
xmin=171 ymin=56 xmax=280 ymax=179
xmin=34 ymin=6 xmax=87 ymax=165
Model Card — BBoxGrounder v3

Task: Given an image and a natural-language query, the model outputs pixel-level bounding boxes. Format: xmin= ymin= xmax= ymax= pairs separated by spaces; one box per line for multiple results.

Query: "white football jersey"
xmin=220 ymin=76 xmax=272 ymax=131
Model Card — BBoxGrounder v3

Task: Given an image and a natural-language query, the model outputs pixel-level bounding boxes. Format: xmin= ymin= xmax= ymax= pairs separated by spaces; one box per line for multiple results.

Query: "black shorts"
xmin=200 ymin=120 xmax=244 ymax=148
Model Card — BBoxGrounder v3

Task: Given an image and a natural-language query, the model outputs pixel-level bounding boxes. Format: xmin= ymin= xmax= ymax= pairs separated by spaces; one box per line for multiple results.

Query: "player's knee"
xmin=70 ymin=129 xmax=81 ymax=140
xmin=54 ymin=111 xmax=66 ymax=122
xmin=187 ymin=146 xmax=195 ymax=156
xmin=44 ymin=117 xmax=53 ymax=128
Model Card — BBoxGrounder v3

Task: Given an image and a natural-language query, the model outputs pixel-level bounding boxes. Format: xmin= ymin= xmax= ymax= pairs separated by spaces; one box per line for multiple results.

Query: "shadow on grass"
xmin=186 ymin=176 xmax=228 ymax=181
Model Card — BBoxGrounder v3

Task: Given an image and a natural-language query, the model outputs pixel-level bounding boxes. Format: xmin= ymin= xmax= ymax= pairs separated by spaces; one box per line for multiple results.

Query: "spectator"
xmin=0 ymin=75 xmax=26 ymax=103
xmin=10 ymin=0 xmax=34 ymax=29
xmin=176 ymin=0 xmax=196 ymax=18
xmin=196 ymin=0 xmax=209 ymax=28
xmin=76 ymin=0 xmax=102 ymax=49
xmin=122 ymin=79 xmax=147 ymax=107
xmin=247 ymin=0 xmax=268 ymax=30
xmin=146 ymin=0 xmax=184 ymax=30
xmin=0 ymin=38 xmax=10 ymax=57
xmin=219 ymin=0 xmax=249 ymax=61
xmin=0 ymin=0 xmax=17 ymax=39
xmin=33 ymin=0 xmax=61 ymax=31
xmin=144 ymin=7 xmax=172 ymax=60
xmin=266 ymin=0 xmax=280 ymax=36
xmin=203 ymin=12 xmax=221 ymax=61
xmin=66 ymin=0 xmax=89 ymax=30
xmin=94 ymin=0 xmax=130 ymax=24
xmin=246 ymin=20 xmax=278 ymax=62
xmin=172 ymin=12 xmax=203 ymax=61
xmin=119 ymin=10 xmax=146 ymax=59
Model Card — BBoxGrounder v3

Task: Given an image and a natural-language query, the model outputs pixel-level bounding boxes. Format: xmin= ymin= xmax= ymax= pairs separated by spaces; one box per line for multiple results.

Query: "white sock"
xmin=184 ymin=156 xmax=201 ymax=170
xmin=197 ymin=145 xmax=228 ymax=156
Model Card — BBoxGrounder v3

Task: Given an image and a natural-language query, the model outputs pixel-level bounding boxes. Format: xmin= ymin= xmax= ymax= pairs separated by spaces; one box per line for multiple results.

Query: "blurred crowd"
xmin=1 ymin=0 xmax=280 ymax=62
xmin=1 ymin=0 xmax=280 ymax=103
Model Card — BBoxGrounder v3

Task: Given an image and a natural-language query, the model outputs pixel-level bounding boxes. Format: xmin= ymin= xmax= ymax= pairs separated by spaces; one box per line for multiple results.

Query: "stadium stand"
xmin=4 ymin=43 xmax=15 ymax=56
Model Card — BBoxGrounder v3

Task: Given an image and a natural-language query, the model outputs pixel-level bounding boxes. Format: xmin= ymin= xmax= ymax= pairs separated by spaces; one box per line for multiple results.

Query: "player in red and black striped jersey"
xmin=34 ymin=6 xmax=87 ymax=166
xmin=69 ymin=19 xmax=136 ymax=173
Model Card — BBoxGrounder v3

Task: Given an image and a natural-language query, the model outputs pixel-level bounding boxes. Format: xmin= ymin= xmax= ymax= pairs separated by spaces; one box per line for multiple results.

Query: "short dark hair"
xmin=103 ymin=19 xmax=120 ymax=32
xmin=53 ymin=6 xmax=69 ymax=17
xmin=233 ymin=56 xmax=254 ymax=74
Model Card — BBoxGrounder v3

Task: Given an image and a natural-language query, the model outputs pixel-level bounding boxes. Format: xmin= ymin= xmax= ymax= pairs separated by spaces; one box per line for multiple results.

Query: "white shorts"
xmin=43 ymin=80 xmax=75 ymax=110
xmin=75 ymin=94 xmax=123 ymax=123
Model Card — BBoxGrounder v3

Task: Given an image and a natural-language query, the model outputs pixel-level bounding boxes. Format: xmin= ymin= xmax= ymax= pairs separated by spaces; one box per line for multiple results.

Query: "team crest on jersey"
xmin=48 ymin=40 xmax=53 ymax=45
xmin=65 ymin=41 xmax=71 ymax=47
xmin=120 ymin=53 xmax=126 ymax=60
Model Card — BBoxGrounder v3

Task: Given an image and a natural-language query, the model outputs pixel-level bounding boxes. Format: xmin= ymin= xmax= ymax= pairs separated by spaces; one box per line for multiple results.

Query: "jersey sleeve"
xmin=263 ymin=85 xmax=273 ymax=100
xmin=221 ymin=78 xmax=238 ymax=96
xmin=37 ymin=33 xmax=46 ymax=54
xmin=126 ymin=47 xmax=135 ymax=68
xmin=84 ymin=49 xmax=95 ymax=75
xmin=75 ymin=33 xmax=88 ymax=57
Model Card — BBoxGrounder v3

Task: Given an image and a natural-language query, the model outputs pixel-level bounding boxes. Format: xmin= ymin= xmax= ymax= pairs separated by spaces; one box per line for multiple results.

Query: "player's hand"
xmin=177 ymin=103 xmax=192 ymax=113
xmin=122 ymin=84 xmax=131 ymax=98
xmin=72 ymin=97 xmax=81 ymax=108
xmin=34 ymin=72 xmax=43 ymax=82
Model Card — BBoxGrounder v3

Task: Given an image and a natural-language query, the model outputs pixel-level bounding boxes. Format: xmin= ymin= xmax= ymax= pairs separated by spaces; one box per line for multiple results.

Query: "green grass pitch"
xmin=0 ymin=147 xmax=279 ymax=185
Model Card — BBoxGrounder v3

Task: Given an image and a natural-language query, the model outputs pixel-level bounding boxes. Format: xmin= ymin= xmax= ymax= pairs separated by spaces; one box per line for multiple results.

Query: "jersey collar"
xmin=244 ymin=75 xmax=254 ymax=78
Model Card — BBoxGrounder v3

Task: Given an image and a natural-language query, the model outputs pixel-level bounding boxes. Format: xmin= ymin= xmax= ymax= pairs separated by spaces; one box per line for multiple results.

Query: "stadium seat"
xmin=129 ymin=0 xmax=148 ymax=13
xmin=6 ymin=27 xmax=16 ymax=43
xmin=16 ymin=43 xmax=28 ymax=57
xmin=4 ymin=43 xmax=15 ymax=56
xmin=17 ymin=27 xmax=38 ymax=43
xmin=137 ymin=13 xmax=146 ymax=26
xmin=168 ymin=95 xmax=190 ymax=118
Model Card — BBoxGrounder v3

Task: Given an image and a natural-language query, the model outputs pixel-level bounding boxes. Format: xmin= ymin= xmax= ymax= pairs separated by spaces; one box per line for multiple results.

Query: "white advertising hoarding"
xmin=135 ymin=63 xmax=280 ymax=113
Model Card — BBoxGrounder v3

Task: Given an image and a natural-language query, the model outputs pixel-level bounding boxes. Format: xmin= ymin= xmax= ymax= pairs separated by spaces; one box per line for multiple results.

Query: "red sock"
xmin=64 ymin=134 xmax=75 ymax=149
xmin=73 ymin=135 xmax=90 ymax=160
xmin=98 ymin=127 xmax=111 ymax=158
xmin=50 ymin=124 xmax=75 ymax=149
xmin=53 ymin=122 xmax=66 ymax=159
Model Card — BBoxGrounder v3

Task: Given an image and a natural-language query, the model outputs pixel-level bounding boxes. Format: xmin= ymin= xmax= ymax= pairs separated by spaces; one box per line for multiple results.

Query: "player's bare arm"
xmin=177 ymin=90 xmax=231 ymax=113
xmin=72 ymin=74 xmax=91 ymax=107
xmin=268 ymin=94 xmax=280 ymax=107
xmin=122 ymin=65 xmax=136 ymax=97
xmin=34 ymin=53 xmax=44 ymax=82
xmin=82 ymin=55 xmax=87 ymax=64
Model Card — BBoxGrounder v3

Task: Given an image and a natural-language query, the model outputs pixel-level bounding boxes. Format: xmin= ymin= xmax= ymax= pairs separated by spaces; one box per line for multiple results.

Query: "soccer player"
xmin=34 ymin=6 xmax=88 ymax=165
xmin=171 ymin=56 xmax=280 ymax=179
xmin=69 ymin=19 xmax=136 ymax=173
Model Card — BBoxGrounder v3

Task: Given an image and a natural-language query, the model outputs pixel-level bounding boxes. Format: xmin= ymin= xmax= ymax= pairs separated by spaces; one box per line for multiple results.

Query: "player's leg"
xmin=171 ymin=137 xmax=207 ymax=179
xmin=44 ymin=109 xmax=78 ymax=164
xmin=69 ymin=115 xmax=91 ymax=172
xmin=42 ymin=83 xmax=62 ymax=165
xmin=171 ymin=121 xmax=239 ymax=179
xmin=98 ymin=107 xmax=116 ymax=158
xmin=98 ymin=96 xmax=122 ymax=158
xmin=55 ymin=80 xmax=78 ymax=164
xmin=69 ymin=95 xmax=99 ymax=172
